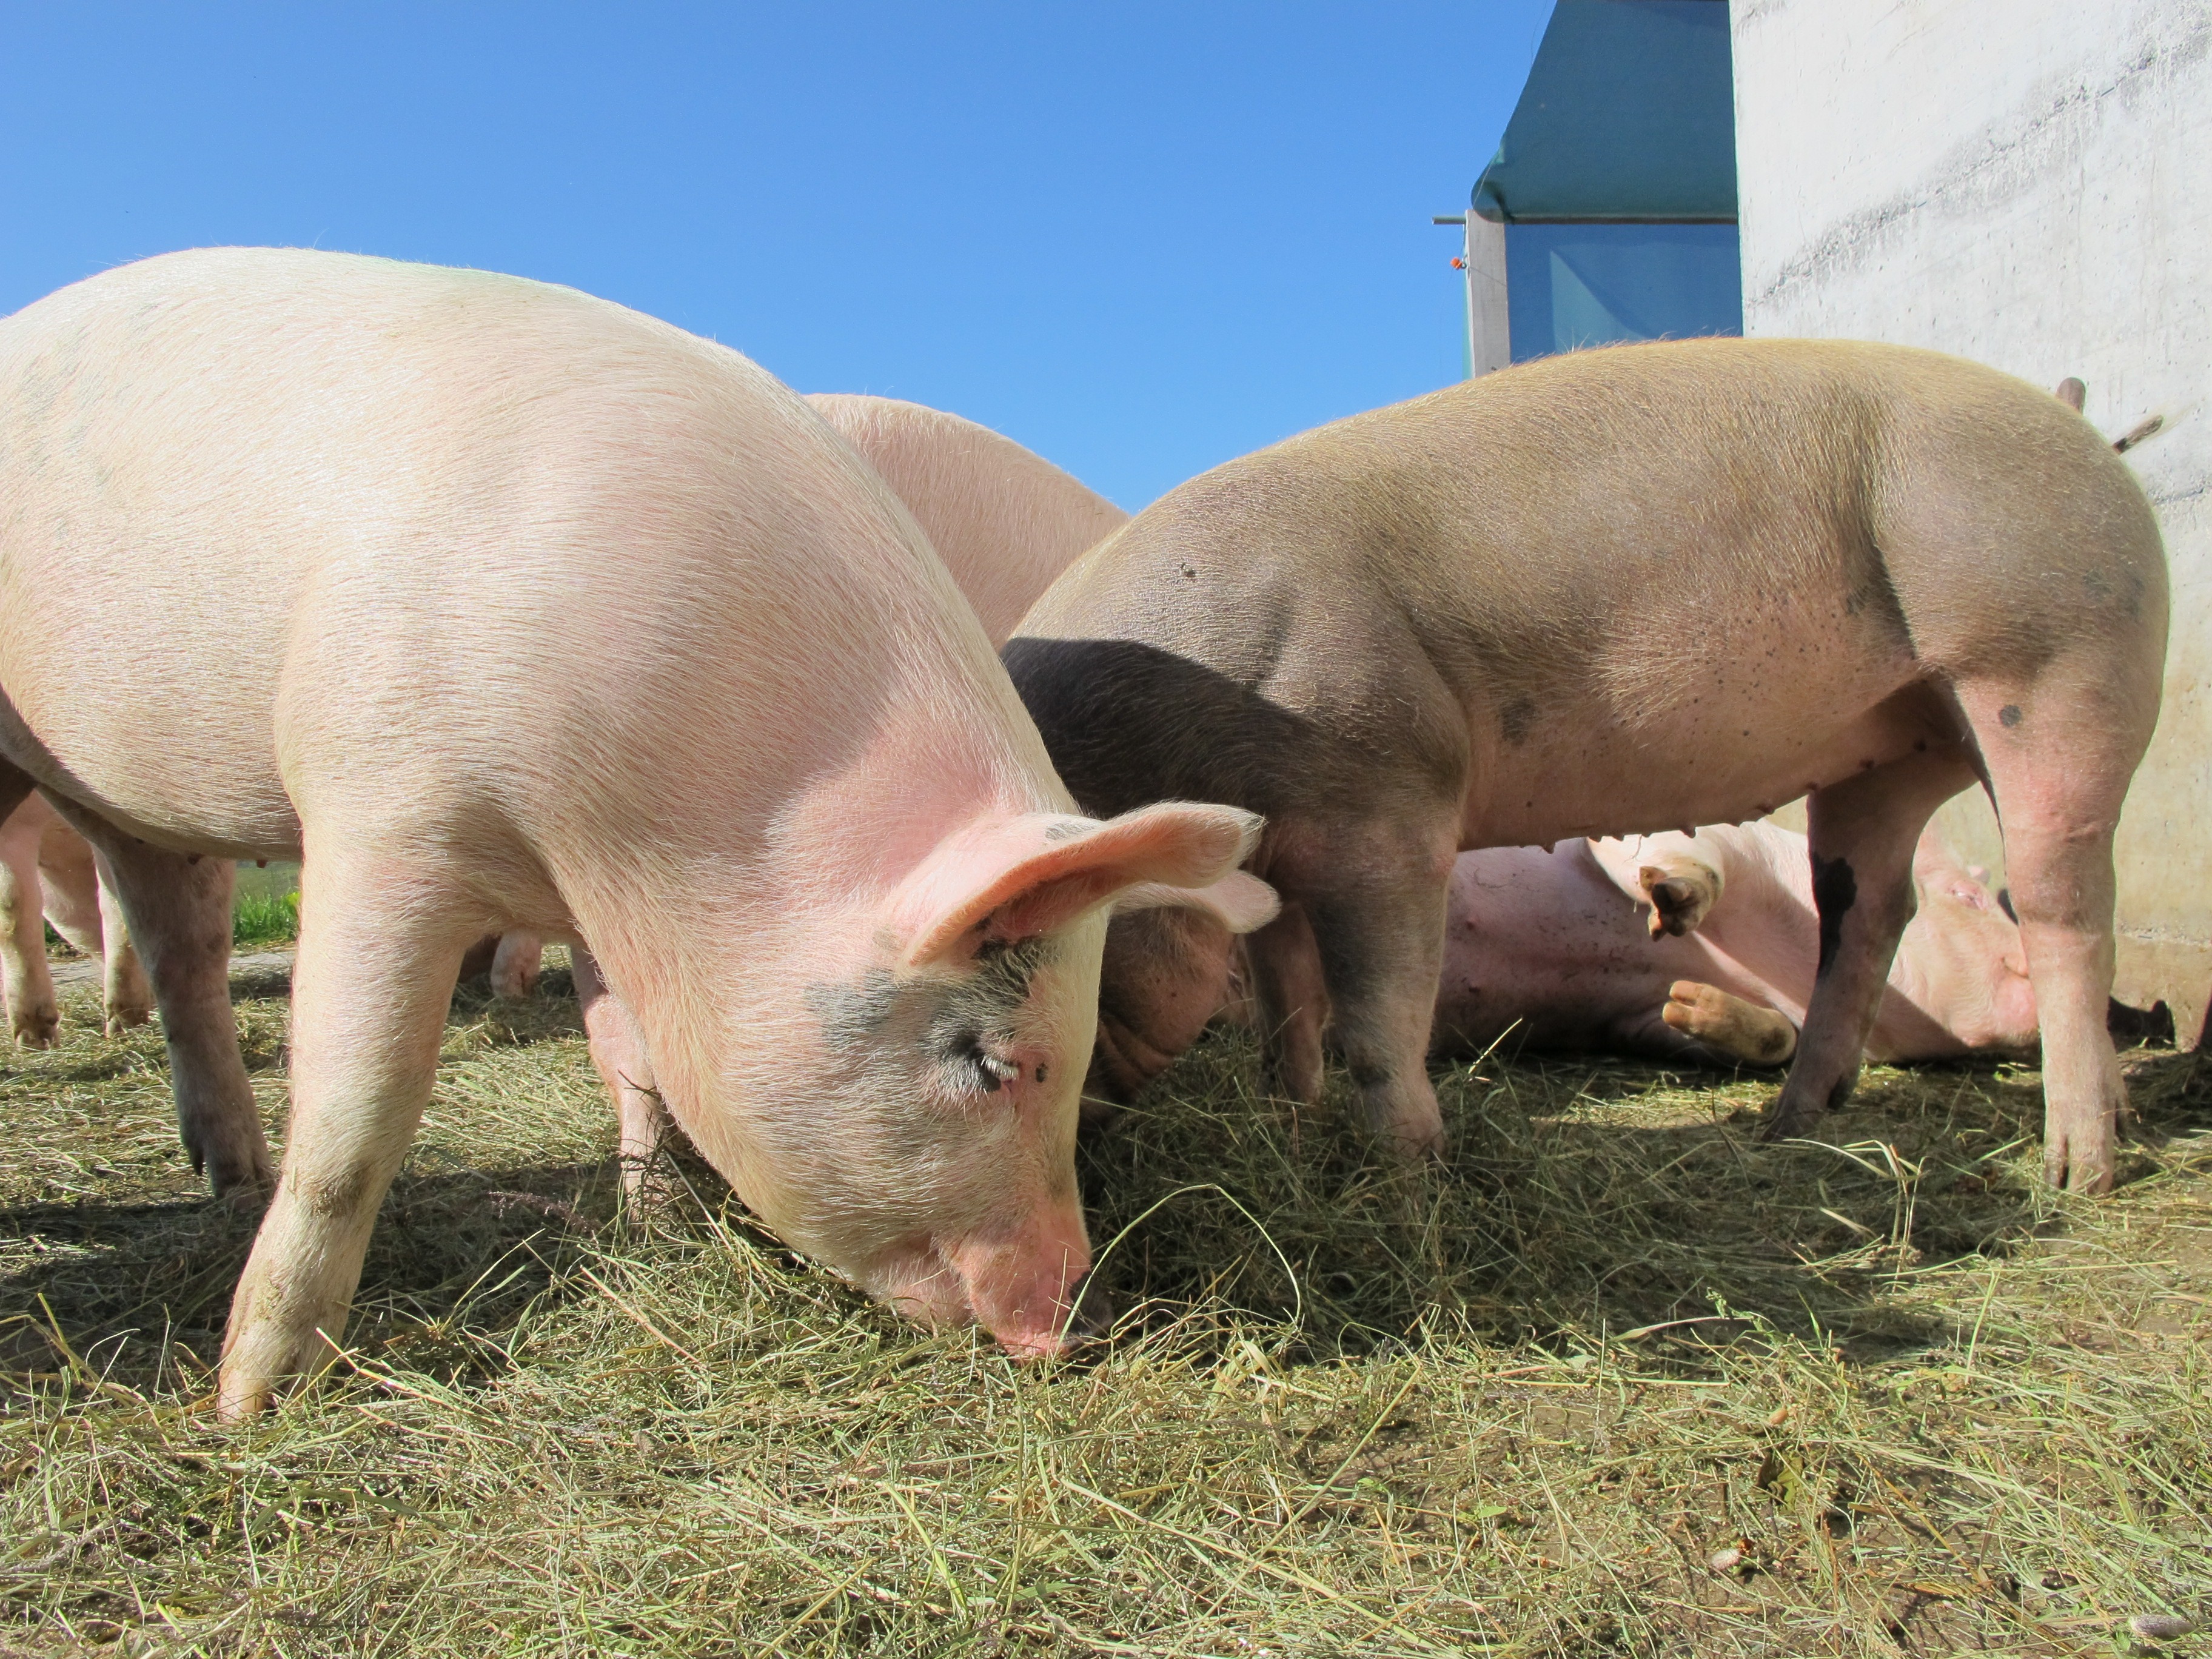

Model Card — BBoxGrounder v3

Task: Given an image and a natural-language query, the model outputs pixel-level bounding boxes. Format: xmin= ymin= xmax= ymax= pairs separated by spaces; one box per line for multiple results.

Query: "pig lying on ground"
xmin=0 ymin=247 xmax=1273 ymax=1416
xmin=484 ymin=392 xmax=1132 ymax=1003
xmin=1084 ymin=820 xmax=2038 ymax=1102
xmin=1434 ymin=822 xmax=2039 ymax=1067
xmin=1008 ymin=339 xmax=2166 ymax=1191
xmin=0 ymin=791 xmax=152 ymax=1044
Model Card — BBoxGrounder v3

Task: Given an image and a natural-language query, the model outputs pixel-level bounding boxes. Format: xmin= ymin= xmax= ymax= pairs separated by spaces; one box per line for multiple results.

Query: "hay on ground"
xmin=2 ymin=958 xmax=2208 ymax=1655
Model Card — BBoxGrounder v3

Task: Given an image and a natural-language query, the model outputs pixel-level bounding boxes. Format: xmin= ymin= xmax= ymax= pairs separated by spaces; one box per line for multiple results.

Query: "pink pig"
xmin=0 ymin=247 xmax=1273 ymax=1416
xmin=1427 ymin=821 xmax=2039 ymax=1068
xmin=484 ymin=391 xmax=1133 ymax=1002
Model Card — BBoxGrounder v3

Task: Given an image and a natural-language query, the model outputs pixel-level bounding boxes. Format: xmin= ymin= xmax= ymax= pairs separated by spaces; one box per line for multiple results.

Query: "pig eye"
xmin=942 ymin=1029 xmax=1021 ymax=1095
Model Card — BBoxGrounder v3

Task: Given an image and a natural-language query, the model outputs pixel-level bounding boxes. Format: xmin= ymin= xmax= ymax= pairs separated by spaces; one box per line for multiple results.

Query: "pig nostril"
xmin=1063 ymin=1270 xmax=1116 ymax=1346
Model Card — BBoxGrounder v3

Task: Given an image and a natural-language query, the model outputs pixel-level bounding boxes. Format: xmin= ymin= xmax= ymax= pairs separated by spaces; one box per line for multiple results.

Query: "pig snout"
xmin=887 ymin=1213 xmax=1099 ymax=1358
xmin=1087 ymin=1010 xmax=1182 ymax=1105
xmin=1087 ymin=908 xmax=1241 ymax=1105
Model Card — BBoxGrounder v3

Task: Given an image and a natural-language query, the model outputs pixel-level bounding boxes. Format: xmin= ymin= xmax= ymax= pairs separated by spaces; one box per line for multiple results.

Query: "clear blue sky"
xmin=1 ymin=3 xmax=1551 ymax=511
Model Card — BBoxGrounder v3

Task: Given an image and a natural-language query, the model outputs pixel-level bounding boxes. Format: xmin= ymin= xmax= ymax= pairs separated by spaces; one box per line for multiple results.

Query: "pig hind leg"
xmin=489 ymin=930 xmax=544 ymax=1000
xmin=1960 ymin=679 xmax=2150 ymax=1193
xmin=1763 ymin=745 xmax=1977 ymax=1141
xmin=0 ymin=794 xmax=59 ymax=1047
xmin=41 ymin=825 xmax=156 ymax=1033
xmin=1662 ymin=982 xmax=1797 ymax=1066
xmin=90 ymin=851 xmax=155 ymax=1034
xmin=218 ymin=836 xmax=480 ymax=1418
xmin=56 ymin=807 xmax=273 ymax=1196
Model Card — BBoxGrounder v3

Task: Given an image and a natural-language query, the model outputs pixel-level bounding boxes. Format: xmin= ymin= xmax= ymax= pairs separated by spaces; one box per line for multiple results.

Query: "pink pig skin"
xmin=483 ymin=394 xmax=1141 ymax=1185
xmin=1430 ymin=822 xmax=2039 ymax=1067
xmin=0 ymin=247 xmax=1274 ymax=1416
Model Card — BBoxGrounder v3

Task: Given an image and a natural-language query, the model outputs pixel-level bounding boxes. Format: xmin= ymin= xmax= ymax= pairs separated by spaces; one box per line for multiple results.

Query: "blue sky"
xmin=1 ymin=3 xmax=1551 ymax=510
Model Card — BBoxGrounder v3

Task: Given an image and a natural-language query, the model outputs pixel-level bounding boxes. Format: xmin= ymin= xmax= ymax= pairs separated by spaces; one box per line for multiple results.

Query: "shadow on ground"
xmin=5 ymin=968 xmax=2208 ymax=1393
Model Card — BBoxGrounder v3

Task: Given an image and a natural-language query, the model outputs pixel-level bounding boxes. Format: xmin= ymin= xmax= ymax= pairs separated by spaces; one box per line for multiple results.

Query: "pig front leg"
xmin=0 ymin=800 xmax=60 ymax=1047
xmin=58 ymin=814 xmax=274 ymax=1197
xmin=571 ymin=941 xmax=670 ymax=1199
xmin=1761 ymin=746 xmax=1975 ymax=1144
xmin=218 ymin=840 xmax=474 ymax=1418
xmin=1287 ymin=822 xmax=1458 ymax=1156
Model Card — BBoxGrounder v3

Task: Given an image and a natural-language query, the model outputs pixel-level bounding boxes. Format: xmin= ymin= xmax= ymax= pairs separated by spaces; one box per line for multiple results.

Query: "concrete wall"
xmin=1732 ymin=0 xmax=2212 ymax=1035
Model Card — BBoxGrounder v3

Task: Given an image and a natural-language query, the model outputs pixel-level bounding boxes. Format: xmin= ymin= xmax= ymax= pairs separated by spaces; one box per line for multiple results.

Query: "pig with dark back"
xmin=1008 ymin=340 xmax=2165 ymax=1190
xmin=0 ymin=247 xmax=1273 ymax=1416
xmin=1085 ymin=819 xmax=2039 ymax=1099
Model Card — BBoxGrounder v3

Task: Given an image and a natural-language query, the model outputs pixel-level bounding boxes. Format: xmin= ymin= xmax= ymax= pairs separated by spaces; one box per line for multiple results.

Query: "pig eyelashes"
xmin=936 ymin=1029 xmax=1023 ymax=1095
xmin=804 ymin=937 xmax=1061 ymax=1103
xmin=924 ymin=934 xmax=1057 ymax=1101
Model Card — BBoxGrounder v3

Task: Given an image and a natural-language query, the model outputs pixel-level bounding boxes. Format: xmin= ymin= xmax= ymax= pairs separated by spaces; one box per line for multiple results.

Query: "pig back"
xmin=806 ymin=394 xmax=1129 ymax=646
xmin=0 ymin=248 xmax=1044 ymax=865
xmin=1011 ymin=338 xmax=2159 ymax=845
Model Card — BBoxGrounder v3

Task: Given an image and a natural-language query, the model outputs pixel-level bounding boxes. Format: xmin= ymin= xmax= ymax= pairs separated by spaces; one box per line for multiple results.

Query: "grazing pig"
xmin=485 ymin=393 xmax=1131 ymax=1004
xmin=1086 ymin=821 xmax=2037 ymax=1101
xmin=1008 ymin=339 xmax=2165 ymax=1191
xmin=0 ymin=791 xmax=152 ymax=1044
xmin=0 ymin=247 xmax=1273 ymax=1416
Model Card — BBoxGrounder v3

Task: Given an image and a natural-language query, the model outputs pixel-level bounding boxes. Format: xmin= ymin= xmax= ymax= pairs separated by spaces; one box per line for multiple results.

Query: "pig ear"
xmin=1111 ymin=870 xmax=1280 ymax=935
xmin=896 ymin=802 xmax=1264 ymax=968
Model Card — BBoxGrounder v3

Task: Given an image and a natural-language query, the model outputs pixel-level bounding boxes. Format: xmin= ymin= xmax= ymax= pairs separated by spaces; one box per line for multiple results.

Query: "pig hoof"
xmin=1640 ymin=867 xmax=1718 ymax=937
xmin=1663 ymin=982 xmax=1796 ymax=1067
xmin=106 ymin=1004 xmax=155 ymax=1037
xmin=13 ymin=1008 xmax=60 ymax=1049
xmin=1754 ymin=1109 xmax=1811 ymax=1144
xmin=214 ymin=1376 xmax=273 ymax=1423
xmin=192 ymin=1125 xmax=277 ymax=1204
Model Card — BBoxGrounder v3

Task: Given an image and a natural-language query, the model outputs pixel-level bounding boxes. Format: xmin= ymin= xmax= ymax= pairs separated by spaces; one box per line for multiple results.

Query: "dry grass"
xmin=3 ymin=957 xmax=2210 ymax=1656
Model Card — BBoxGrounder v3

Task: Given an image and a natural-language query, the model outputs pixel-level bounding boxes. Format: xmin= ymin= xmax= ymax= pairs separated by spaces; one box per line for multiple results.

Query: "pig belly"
xmin=1430 ymin=843 xmax=1782 ymax=1059
xmin=1466 ymin=647 xmax=1944 ymax=851
xmin=0 ymin=586 xmax=303 ymax=862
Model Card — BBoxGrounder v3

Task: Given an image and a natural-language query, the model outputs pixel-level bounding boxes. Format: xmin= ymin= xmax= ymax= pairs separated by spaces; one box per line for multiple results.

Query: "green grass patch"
xmin=2 ymin=965 xmax=2209 ymax=1655
xmin=229 ymin=888 xmax=298 ymax=948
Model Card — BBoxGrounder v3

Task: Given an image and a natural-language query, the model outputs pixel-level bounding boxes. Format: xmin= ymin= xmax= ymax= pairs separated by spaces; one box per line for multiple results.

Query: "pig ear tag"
xmin=895 ymin=803 xmax=1265 ymax=970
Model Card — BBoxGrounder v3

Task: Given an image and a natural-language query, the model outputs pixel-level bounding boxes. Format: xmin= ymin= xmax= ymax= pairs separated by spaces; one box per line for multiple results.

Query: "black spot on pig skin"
xmin=1499 ymin=696 xmax=1537 ymax=745
xmin=1999 ymin=704 xmax=2023 ymax=728
xmin=1811 ymin=854 xmax=1857 ymax=979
